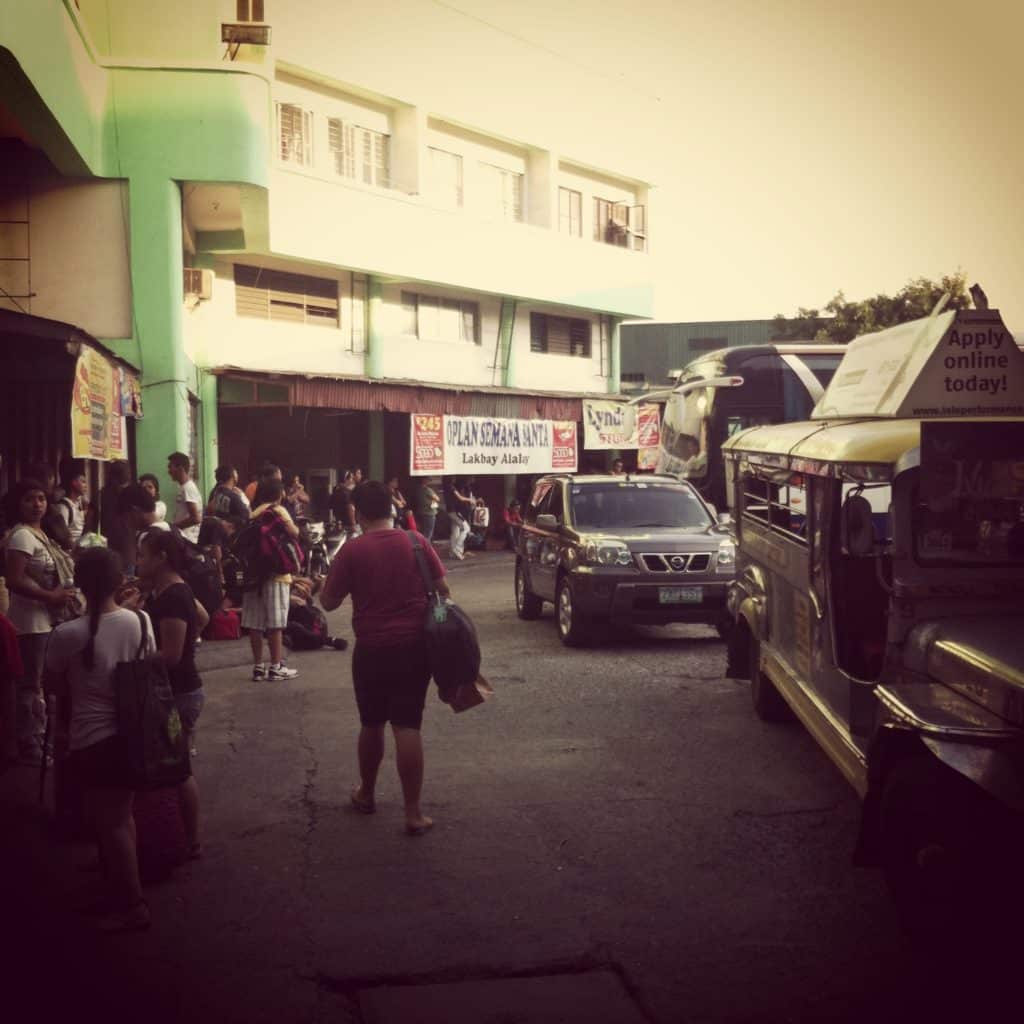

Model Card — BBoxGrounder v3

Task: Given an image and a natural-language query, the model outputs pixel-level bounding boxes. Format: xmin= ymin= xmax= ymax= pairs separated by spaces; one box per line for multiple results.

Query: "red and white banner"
xmin=410 ymin=414 xmax=578 ymax=475
xmin=636 ymin=403 xmax=661 ymax=470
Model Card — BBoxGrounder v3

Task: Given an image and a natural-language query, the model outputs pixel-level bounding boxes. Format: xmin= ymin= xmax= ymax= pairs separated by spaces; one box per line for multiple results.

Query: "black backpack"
xmin=284 ymin=602 xmax=329 ymax=650
xmin=170 ymin=528 xmax=224 ymax=616
xmin=408 ymin=532 xmax=481 ymax=700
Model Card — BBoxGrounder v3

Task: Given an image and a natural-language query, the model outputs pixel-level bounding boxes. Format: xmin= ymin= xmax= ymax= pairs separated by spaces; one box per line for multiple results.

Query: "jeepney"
xmin=722 ymin=303 xmax=1024 ymax=934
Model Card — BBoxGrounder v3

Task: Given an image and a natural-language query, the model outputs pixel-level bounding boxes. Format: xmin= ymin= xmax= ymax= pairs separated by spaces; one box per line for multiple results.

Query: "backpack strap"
xmin=133 ymin=609 xmax=150 ymax=661
xmin=407 ymin=531 xmax=437 ymax=598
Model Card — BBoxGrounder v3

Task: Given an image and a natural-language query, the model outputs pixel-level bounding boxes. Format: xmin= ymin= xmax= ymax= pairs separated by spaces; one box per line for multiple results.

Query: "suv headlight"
xmin=715 ymin=539 xmax=736 ymax=573
xmin=583 ymin=540 xmax=634 ymax=567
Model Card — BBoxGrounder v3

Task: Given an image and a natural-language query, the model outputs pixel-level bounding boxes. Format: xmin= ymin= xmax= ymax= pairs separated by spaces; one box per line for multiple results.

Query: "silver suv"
xmin=514 ymin=474 xmax=736 ymax=646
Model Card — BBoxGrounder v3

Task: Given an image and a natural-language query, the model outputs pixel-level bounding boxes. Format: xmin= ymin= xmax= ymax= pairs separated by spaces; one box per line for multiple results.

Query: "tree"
xmin=773 ymin=272 xmax=972 ymax=344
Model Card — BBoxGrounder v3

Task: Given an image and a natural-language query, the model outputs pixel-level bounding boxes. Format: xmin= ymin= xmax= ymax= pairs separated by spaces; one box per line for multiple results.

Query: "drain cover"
xmin=357 ymin=970 xmax=648 ymax=1024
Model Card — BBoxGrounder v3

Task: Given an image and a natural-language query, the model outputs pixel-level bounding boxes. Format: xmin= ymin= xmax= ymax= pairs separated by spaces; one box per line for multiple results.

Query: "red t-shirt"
xmin=324 ymin=529 xmax=446 ymax=647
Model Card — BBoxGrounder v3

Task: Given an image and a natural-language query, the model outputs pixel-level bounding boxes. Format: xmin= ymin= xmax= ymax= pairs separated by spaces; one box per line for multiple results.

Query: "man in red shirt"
xmin=320 ymin=480 xmax=450 ymax=835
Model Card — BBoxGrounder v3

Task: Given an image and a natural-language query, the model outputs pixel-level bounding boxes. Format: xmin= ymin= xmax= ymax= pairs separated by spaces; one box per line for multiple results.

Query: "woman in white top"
xmin=45 ymin=546 xmax=154 ymax=932
xmin=3 ymin=478 xmax=77 ymax=764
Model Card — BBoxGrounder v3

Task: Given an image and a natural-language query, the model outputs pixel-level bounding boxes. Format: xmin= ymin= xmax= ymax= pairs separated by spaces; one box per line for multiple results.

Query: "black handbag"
xmin=408 ymin=532 xmax=491 ymax=712
xmin=115 ymin=611 xmax=191 ymax=788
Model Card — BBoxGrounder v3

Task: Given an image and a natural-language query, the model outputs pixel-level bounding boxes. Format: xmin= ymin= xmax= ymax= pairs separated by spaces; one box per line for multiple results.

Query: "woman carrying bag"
xmin=3 ymin=478 xmax=77 ymax=765
xmin=44 ymin=547 xmax=154 ymax=932
xmin=134 ymin=529 xmax=207 ymax=859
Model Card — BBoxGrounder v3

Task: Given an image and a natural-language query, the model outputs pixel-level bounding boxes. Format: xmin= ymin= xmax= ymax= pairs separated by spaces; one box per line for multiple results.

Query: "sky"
xmin=283 ymin=0 xmax=1024 ymax=331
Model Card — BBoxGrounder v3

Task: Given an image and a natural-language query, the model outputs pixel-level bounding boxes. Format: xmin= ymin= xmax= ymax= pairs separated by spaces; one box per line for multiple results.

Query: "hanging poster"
xmin=410 ymin=414 xmax=578 ymax=475
xmin=583 ymin=399 xmax=637 ymax=449
xmin=637 ymin=403 xmax=662 ymax=470
xmin=70 ymin=346 xmax=135 ymax=460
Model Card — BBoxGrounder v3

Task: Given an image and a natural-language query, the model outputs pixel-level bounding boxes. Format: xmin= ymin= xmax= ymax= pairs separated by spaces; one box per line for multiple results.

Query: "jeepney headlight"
xmin=584 ymin=540 xmax=634 ymax=567
xmin=716 ymin=539 xmax=736 ymax=572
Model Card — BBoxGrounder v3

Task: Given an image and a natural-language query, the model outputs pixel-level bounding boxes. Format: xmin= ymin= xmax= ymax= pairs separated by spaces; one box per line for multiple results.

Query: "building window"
xmin=480 ymin=163 xmax=523 ymax=221
xmin=237 ymin=0 xmax=265 ymax=20
xmin=328 ymin=120 xmax=390 ymax=189
xmin=277 ymin=103 xmax=313 ymax=166
xmin=234 ymin=264 xmax=339 ymax=327
xmin=530 ymin=313 xmax=591 ymax=357
xmin=593 ymin=197 xmax=646 ymax=251
xmin=401 ymin=291 xmax=479 ymax=344
xmin=620 ymin=372 xmax=646 ymax=385
xmin=559 ymin=187 xmax=582 ymax=236
xmin=689 ymin=337 xmax=727 ymax=353
xmin=428 ymin=147 xmax=463 ymax=207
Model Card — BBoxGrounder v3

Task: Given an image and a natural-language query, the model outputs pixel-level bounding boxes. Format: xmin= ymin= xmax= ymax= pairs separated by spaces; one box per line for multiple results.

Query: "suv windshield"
xmin=569 ymin=482 xmax=712 ymax=530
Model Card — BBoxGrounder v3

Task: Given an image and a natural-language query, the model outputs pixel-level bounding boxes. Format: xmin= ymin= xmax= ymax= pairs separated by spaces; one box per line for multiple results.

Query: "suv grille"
xmin=640 ymin=552 xmax=712 ymax=573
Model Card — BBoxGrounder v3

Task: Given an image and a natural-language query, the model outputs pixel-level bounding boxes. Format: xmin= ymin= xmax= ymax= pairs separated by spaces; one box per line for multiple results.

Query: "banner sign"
xmin=583 ymin=399 xmax=637 ymax=449
xmin=637 ymin=403 xmax=661 ymax=470
xmin=410 ymin=414 xmax=578 ymax=475
xmin=583 ymin=399 xmax=663 ymax=455
xmin=70 ymin=347 xmax=141 ymax=461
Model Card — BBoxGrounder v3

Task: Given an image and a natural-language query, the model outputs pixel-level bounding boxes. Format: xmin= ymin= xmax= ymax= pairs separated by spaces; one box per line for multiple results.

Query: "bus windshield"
xmin=660 ymin=386 xmax=714 ymax=483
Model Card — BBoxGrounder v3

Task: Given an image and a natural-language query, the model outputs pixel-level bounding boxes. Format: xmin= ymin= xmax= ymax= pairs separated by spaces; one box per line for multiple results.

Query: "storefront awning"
xmin=213 ymin=367 xmax=626 ymax=423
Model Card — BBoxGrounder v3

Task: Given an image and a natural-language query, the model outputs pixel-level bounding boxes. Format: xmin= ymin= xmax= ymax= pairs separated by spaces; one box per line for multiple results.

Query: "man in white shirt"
xmin=167 ymin=452 xmax=202 ymax=544
xmin=56 ymin=464 xmax=91 ymax=545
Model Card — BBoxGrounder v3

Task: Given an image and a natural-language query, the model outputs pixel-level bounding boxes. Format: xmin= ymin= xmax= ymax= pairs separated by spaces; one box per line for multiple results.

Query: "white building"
xmin=181 ymin=1 xmax=657 ymax=511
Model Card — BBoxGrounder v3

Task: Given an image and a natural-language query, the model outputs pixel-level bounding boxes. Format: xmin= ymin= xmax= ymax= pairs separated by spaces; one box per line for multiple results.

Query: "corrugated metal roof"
xmin=217 ymin=369 xmax=592 ymax=421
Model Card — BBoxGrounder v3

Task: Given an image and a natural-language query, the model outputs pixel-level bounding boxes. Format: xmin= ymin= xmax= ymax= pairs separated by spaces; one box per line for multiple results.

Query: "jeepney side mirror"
xmin=841 ymin=494 xmax=875 ymax=556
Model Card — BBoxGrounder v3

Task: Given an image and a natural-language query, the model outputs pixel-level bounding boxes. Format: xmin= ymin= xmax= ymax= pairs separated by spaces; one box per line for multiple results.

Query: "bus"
xmin=653 ymin=344 xmax=846 ymax=511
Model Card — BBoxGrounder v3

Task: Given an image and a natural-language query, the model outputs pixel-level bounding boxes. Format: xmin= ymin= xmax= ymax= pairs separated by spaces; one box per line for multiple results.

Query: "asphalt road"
xmin=1 ymin=551 xmax=1003 ymax=1022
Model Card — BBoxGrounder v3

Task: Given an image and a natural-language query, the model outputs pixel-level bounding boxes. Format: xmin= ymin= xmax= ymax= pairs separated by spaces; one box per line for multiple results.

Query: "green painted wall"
xmin=1 ymin=1 xmax=272 ymax=484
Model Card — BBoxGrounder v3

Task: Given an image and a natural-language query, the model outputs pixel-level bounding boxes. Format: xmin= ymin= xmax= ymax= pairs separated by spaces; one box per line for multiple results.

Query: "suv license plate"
xmin=659 ymin=586 xmax=703 ymax=605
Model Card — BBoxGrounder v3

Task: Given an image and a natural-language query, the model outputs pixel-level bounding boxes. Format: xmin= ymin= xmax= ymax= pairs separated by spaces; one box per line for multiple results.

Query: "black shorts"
xmin=352 ymin=637 xmax=432 ymax=730
xmin=66 ymin=735 xmax=134 ymax=790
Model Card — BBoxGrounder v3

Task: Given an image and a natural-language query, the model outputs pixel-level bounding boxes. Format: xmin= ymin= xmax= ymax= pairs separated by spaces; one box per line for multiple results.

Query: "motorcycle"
xmin=300 ymin=519 xmax=348 ymax=577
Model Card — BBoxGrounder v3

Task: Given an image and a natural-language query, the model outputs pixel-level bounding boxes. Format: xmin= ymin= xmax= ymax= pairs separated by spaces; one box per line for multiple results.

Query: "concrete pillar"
xmin=499 ymin=297 xmax=517 ymax=388
xmin=130 ymin=177 xmax=190 ymax=477
xmin=609 ymin=316 xmax=622 ymax=393
xmin=198 ymin=368 xmax=218 ymax=497
xmin=368 ymin=411 xmax=385 ymax=481
xmin=366 ymin=275 xmax=384 ymax=379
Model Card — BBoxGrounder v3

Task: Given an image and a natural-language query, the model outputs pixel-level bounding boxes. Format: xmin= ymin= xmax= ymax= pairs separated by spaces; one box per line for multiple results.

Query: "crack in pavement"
xmin=301 ymin=946 xmax=659 ymax=1023
xmin=733 ymin=802 xmax=841 ymax=819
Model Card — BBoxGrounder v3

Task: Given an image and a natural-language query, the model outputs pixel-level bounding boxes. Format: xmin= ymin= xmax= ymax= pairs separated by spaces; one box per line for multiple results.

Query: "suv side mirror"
xmin=716 ymin=511 xmax=732 ymax=530
xmin=841 ymin=494 xmax=874 ymax=556
xmin=536 ymin=513 xmax=559 ymax=531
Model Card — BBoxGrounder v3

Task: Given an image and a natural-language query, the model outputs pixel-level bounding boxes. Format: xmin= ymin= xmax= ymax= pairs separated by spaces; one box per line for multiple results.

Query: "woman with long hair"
xmin=45 ymin=546 xmax=153 ymax=932
xmin=135 ymin=529 xmax=206 ymax=858
xmin=3 ymin=478 xmax=77 ymax=764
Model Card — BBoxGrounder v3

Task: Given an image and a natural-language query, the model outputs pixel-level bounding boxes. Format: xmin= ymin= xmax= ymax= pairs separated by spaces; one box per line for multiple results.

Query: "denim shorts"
xmin=352 ymin=638 xmax=431 ymax=730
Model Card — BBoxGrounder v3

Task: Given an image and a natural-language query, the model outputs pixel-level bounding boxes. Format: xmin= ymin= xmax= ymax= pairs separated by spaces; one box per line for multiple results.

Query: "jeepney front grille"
xmin=640 ymin=553 xmax=712 ymax=573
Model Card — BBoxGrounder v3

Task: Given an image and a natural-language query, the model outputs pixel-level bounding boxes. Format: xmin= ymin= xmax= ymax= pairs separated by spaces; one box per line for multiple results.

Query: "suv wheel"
xmin=556 ymin=576 xmax=592 ymax=647
xmin=514 ymin=561 xmax=543 ymax=620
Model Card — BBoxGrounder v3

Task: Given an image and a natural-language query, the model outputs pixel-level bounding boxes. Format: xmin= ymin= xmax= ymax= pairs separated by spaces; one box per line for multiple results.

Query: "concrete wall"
xmin=0 ymin=179 xmax=133 ymax=337
xmin=184 ymin=262 xmax=612 ymax=395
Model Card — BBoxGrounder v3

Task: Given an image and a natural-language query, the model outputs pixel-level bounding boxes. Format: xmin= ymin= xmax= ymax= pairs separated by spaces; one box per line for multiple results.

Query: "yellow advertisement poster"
xmin=71 ymin=347 xmax=130 ymax=461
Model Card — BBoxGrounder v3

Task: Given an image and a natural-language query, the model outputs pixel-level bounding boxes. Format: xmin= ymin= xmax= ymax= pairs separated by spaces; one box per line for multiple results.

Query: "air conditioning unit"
xmin=184 ymin=268 xmax=213 ymax=301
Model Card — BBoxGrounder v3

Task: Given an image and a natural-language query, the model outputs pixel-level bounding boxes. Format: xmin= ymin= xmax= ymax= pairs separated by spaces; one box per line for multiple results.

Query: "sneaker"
xmin=252 ymin=663 xmax=268 ymax=681
xmin=267 ymin=663 xmax=298 ymax=680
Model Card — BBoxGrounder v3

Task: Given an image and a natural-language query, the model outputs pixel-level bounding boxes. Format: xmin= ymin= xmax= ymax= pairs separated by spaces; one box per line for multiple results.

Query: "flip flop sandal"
xmin=350 ymin=788 xmax=376 ymax=814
